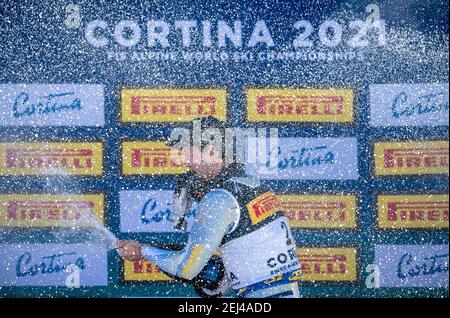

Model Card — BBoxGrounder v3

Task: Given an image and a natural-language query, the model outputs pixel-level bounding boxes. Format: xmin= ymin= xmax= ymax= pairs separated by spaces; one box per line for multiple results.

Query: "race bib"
xmin=219 ymin=217 xmax=300 ymax=289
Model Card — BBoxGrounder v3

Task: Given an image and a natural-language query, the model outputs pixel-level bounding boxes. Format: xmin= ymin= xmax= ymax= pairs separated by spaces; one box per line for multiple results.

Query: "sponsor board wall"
xmin=0 ymin=0 xmax=448 ymax=297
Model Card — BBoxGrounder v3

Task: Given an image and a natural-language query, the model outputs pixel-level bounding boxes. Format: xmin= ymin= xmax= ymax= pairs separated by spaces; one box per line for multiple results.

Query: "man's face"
xmin=171 ymin=144 xmax=224 ymax=178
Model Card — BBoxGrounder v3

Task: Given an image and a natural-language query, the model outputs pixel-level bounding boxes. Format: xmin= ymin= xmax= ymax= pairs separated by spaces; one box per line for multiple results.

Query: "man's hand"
xmin=116 ymin=240 xmax=144 ymax=262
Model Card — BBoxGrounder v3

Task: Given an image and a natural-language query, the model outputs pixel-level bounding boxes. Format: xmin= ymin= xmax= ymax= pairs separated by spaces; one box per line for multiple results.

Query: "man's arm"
xmin=140 ymin=189 xmax=239 ymax=280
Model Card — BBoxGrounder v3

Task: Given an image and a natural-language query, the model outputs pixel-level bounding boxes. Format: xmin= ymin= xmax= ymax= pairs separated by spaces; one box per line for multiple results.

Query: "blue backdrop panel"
xmin=0 ymin=0 xmax=448 ymax=297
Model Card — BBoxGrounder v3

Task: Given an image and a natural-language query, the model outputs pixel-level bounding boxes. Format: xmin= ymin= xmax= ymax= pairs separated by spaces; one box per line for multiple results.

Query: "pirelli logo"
xmin=121 ymin=89 xmax=227 ymax=122
xmin=247 ymin=192 xmax=283 ymax=225
xmin=0 ymin=194 xmax=104 ymax=227
xmin=247 ymin=88 xmax=353 ymax=122
xmin=122 ymin=141 xmax=189 ymax=175
xmin=279 ymin=195 xmax=357 ymax=229
xmin=378 ymin=194 xmax=449 ymax=229
xmin=0 ymin=142 xmax=103 ymax=176
xmin=374 ymin=141 xmax=449 ymax=176
xmin=123 ymin=260 xmax=172 ymax=281
xmin=296 ymin=248 xmax=357 ymax=282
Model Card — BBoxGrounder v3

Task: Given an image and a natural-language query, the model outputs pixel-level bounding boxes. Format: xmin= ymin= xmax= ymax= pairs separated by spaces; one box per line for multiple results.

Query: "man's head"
xmin=167 ymin=116 xmax=229 ymax=180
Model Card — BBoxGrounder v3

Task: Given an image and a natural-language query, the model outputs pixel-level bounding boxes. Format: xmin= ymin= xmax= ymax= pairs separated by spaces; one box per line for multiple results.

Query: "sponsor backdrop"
xmin=0 ymin=0 xmax=448 ymax=297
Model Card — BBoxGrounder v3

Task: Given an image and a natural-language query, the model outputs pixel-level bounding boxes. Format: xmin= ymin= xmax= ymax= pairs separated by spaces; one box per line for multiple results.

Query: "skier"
xmin=117 ymin=116 xmax=301 ymax=298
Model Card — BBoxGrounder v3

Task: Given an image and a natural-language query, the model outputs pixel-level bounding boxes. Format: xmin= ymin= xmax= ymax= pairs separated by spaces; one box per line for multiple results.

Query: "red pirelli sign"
xmin=374 ymin=141 xmax=449 ymax=175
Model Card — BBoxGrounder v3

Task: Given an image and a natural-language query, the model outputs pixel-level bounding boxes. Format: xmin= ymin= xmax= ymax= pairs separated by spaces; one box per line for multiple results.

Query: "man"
xmin=117 ymin=116 xmax=301 ymax=298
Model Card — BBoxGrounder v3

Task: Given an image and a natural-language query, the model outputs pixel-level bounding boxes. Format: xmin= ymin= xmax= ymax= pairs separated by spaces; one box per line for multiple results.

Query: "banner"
xmin=377 ymin=194 xmax=449 ymax=229
xmin=374 ymin=141 xmax=449 ymax=176
xmin=245 ymin=137 xmax=358 ymax=180
xmin=0 ymin=194 xmax=104 ymax=227
xmin=0 ymin=142 xmax=103 ymax=176
xmin=122 ymin=141 xmax=188 ymax=175
xmin=0 ymin=84 xmax=104 ymax=127
xmin=120 ymin=190 xmax=196 ymax=233
xmin=280 ymin=195 xmax=357 ymax=228
xmin=121 ymin=89 xmax=227 ymax=122
xmin=375 ymin=245 xmax=449 ymax=288
xmin=370 ymin=84 xmax=449 ymax=127
xmin=0 ymin=243 xmax=108 ymax=286
xmin=247 ymin=88 xmax=353 ymax=122
xmin=123 ymin=260 xmax=172 ymax=281
xmin=297 ymin=247 xmax=357 ymax=282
